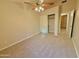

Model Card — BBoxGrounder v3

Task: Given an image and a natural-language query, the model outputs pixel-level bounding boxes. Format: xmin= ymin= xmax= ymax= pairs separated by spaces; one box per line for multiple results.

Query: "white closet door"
xmin=48 ymin=15 xmax=55 ymax=33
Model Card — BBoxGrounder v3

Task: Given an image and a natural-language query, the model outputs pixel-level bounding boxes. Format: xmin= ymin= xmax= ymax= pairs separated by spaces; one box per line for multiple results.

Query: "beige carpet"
xmin=0 ymin=31 xmax=77 ymax=58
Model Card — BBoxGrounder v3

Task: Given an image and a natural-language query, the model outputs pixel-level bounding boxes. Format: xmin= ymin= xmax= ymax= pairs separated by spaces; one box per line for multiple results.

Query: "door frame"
xmin=60 ymin=13 xmax=70 ymax=33
xmin=48 ymin=14 xmax=55 ymax=33
xmin=69 ymin=10 xmax=75 ymax=38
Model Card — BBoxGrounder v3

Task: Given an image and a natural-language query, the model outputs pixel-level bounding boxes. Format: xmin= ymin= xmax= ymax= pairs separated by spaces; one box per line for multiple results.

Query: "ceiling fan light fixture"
xmin=41 ymin=7 xmax=44 ymax=11
xmin=35 ymin=7 xmax=38 ymax=11
xmin=34 ymin=0 xmax=45 ymax=12
xmin=39 ymin=6 xmax=42 ymax=9
xmin=39 ymin=6 xmax=44 ymax=11
xmin=35 ymin=6 xmax=44 ymax=12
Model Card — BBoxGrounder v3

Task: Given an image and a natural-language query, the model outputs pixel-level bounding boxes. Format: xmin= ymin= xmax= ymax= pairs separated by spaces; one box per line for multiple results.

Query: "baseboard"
xmin=72 ymin=38 xmax=79 ymax=58
xmin=0 ymin=32 xmax=40 ymax=51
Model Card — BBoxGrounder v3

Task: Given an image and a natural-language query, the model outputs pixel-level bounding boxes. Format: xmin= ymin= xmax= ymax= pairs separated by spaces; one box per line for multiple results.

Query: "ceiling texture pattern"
xmin=10 ymin=0 xmax=70 ymax=11
xmin=23 ymin=0 xmax=68 ymax=10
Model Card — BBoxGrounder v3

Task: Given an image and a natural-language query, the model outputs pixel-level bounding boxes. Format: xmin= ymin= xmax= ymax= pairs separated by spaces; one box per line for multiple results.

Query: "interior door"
xmin=48 ymin=14 xmax=55 ymax=33
xmin=61 ymin=15 xmax=67 ymax=29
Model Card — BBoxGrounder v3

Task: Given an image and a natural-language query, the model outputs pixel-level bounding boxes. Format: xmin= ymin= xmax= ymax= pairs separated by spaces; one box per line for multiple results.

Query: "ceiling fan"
xmin=24 ymin=0 xmax=54 ymax=12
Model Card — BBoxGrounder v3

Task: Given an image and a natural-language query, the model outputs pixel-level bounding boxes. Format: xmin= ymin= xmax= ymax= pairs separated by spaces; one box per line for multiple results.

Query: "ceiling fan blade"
xmin=24 ymin=2 xmax=33 ymax=4
xmin=40 ymin=0 xmax=44 ymax=4
xmin=43 ymin=2 xmax=54 ymax=5
xmin=41 ymin=2 xmax=54 ymax=10
xmin=24 ymin=2 xmax=36 ymax=6
xmin=24 ymin=2 xmax=38 ymax=9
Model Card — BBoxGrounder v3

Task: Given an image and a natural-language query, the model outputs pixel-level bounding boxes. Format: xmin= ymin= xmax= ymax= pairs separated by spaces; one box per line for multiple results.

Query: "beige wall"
xmin=0 ymin=0 xmax=40 ymax=50
xmin=72 ymin=0 xmax=79 ymax=57
xmin=40 ymin=6 xmax=60 ymax=36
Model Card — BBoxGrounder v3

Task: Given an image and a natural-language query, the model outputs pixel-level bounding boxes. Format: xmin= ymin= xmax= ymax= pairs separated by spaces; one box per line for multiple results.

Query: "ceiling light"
xmin=35 ymin=7 xmax=38 ymax=11
xmin=39 ymin=6 xmax=42 ymax=9
xmin=41 ymin=7 xmax=44 ymax=11
xmin=35 ymin=6 xmax=44 ymax=12
xmin=34 ymin=0 xmax=44 ymax=12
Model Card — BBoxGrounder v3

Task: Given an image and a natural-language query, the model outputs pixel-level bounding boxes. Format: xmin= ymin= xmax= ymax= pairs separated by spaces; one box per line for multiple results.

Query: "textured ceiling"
xmin=23 ymin=0 xmax=60 ymax=3
xmin=11 ymin=0 xmax=68 ymax=10
xmin=13 ymin=0 xmax=66 ymax=4
xmin=44 ymin=0 xmax=59 ymax=3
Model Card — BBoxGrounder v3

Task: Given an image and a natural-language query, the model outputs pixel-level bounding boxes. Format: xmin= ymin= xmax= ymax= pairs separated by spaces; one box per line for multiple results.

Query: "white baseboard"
xmin=72 ymin=38 xmax=79 ymax=58
xmin=0 ymin=32 xmax=40 ymax=51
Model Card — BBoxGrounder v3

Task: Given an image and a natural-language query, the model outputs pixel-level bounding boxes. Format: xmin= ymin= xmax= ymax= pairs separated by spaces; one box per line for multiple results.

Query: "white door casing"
xmin=68 ymin=10 xmax=75 ymax=38
xmin=48 ymin=15 xmax=55 ymax=33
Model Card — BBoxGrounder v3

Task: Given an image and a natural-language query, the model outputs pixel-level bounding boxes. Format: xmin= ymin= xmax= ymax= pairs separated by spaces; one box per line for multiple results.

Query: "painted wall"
xmin=0 ymin=0 xmax=40 ymax=50
xmin=72 ymin=0 xmax=79 ymax=57
xmin=40 ymin=6 xmax=60 ymax=36
xmin=40 ymin=15 xmax=48 ymax=34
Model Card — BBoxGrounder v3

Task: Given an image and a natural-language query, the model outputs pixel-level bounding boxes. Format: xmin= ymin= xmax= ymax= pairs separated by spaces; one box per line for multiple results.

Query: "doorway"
xmin=48 ymin=14 xmax=55 ymax=33
xmin=60 ymin=15 xmax=67 ymax=32
xmin=60 ymin=10 xmax=75 ymax=38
